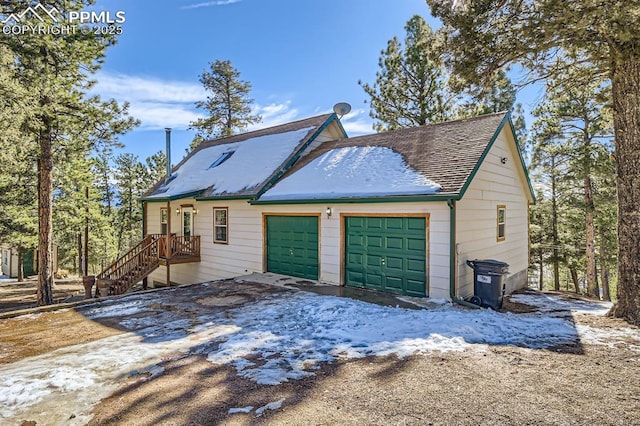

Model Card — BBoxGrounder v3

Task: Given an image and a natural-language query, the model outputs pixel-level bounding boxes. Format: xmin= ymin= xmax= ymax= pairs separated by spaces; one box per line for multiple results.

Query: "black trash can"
xmin=466 ymin=259 xmax=509 ymax=309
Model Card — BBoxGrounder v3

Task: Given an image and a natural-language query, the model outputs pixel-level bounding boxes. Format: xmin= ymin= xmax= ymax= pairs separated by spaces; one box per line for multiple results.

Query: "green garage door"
xmin=266 ymin=215 xmax=319 ymax=280
xmin=345 ymin=216 xmax=426 ymax=297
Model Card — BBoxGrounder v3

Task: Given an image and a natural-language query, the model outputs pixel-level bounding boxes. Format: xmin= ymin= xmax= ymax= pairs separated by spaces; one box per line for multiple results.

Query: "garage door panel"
xmin=407 ymin=238 xmax=425 ymax=252
xmin=386 ymin=236 xmax=404 ymax=250
xmin=385 ymin=256 xmax=404 ymax=270
xmin=386 ymin=217 xmax=404 ymax=230
xmin=406 ymin=279 xmax=425 ymax=297
xmin=407 ymin=217 xmax=426 ymax=230
xmin=345 ymin=216 xmax=427 ymax=297
xmin=407 ymin=258 xmax=426 ymax=273
xmin=385 ymin=276 xmax=403 ymax=292
xmin=367 ymin=236 xmax=383 ymax=249
xmin=365 ymin=273 xmax=383 ymax=287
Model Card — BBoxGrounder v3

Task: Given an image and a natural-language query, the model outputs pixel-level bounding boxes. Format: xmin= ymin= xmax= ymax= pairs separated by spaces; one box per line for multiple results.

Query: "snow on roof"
xmin=145 ymin=127 xmax=315 ymax=199
xmin=260 ymin=146 xmax=442 ymax=201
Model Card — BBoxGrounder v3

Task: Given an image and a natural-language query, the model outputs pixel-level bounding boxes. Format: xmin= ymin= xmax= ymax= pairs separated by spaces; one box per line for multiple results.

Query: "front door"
xmin=182 ymin=207 xmax=193 ymax=237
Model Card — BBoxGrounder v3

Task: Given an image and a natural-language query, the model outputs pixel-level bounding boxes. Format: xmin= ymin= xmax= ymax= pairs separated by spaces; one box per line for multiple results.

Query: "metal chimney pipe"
xmin=165 ymin=128 xmax=172 ymax=185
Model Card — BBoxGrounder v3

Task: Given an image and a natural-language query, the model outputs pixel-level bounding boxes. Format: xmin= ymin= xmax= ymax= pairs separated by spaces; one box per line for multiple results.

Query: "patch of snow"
xmin=81 ymin=298 xmax=153 ymax=319
xmin=2 ymin=283 xmax=637 ymax=423
xmin=255 ymin=398 xmax=285 ymax=416
xmin=206 ymin=292 xmax=578 ymax=385
xmin=0 ymin=320 xmax=239 ymax=424
xmin=577 ymin=325 xmax=640 ymax=352
xmin=228 ymin=406 xmax=254 ymax=414
xmin=260 ymin=146 xmax=441 ymax=200
xmin=145 ymin=127 xmax=314 ymax=198
xmin=509 ymin=293 xmax=613 ymax=316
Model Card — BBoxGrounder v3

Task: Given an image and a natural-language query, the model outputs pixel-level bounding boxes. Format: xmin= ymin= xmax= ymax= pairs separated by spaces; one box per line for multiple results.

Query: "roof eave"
xmin=250 ymin=193 xmax=459 ymax=205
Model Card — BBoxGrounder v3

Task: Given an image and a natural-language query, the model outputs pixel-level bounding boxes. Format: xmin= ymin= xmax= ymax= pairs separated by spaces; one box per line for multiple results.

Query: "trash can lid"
xmin=470 ymin=259 xmax=510 ymax=267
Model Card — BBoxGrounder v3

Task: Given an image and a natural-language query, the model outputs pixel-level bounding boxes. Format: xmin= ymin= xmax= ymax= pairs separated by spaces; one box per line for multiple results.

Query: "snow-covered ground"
xmin=0 ymin=282 xmax=638 ymax=424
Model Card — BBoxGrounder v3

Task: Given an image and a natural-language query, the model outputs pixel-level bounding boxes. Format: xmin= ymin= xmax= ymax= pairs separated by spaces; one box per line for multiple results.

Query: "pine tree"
xmin=532 ymin=65 xmax=612 ymax=298
xmin=1 ymin=1 xmax=137 ymax=304
xmin=425 ymin=0 xmax=640 ymax=324
xmin=359 ymin=15 xmax=454 ymax=131
xmin=189 ymin=59 xmax=261 ymax=148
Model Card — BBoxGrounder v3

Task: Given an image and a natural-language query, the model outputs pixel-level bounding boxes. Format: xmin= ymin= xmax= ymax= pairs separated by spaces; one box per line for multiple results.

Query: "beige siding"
xmin=455 ymin=127 xmax=531 ymax=298
xmin=147 ymin=200 xmax=452 ymax=300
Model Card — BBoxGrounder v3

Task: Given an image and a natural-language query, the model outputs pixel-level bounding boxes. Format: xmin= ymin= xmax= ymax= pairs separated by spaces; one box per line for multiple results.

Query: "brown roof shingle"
xmin=278 ymin=112 xmax=509 ymax=195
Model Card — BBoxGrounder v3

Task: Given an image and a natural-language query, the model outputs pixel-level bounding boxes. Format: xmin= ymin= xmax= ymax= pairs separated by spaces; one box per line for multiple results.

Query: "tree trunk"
xmin=84 ymin=186 xmax=89 ymax=276
xmin=17 ymin=249 xmax=24 ymax=282
xmin=601 ymin=266 xmax=611 ymax=302
xmin=37 ymin=127 xmax=54 ymax=306
xmin=609 ymin=54 xmax=640 ymax=325
xmin=584 ymin=174 xmax=599 ymax=297
xmin=551 ymin=165 xmax=560 ymax=291
xmin=78 ymin=232 xmax=83 ymax=275
xmin=538 ymin=252 xmax=544 ymax=291
xmin=569 ymin=266 xmax=580 ymax=293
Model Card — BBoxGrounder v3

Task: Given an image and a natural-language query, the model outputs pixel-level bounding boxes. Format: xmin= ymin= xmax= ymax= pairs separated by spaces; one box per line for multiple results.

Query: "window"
xmin=160 ymin=208 xmax=168 ymax=234
xmin=213 ymin=207 xmax=228 ymax=244
xmin=497 ymin=205 xmax=506 ymax=241
xmin=209 ymin=151 xmax=235 ymax=169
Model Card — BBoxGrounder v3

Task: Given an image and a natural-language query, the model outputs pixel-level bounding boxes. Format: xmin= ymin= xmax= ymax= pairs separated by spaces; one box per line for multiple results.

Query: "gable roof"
xmin=257 ymin=112 xmax=535 ymax=203
xmin=142 ymin=113 xmax=342 ymax=201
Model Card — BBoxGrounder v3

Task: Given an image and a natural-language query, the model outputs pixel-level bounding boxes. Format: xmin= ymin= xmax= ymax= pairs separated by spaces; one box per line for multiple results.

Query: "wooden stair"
xmin=96 ymin=234 xmax=200 ymax=296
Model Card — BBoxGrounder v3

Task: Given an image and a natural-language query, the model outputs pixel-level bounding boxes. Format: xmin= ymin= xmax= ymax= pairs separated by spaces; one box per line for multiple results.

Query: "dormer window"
xmin=209 ymin=151 xmax=235 ymax=169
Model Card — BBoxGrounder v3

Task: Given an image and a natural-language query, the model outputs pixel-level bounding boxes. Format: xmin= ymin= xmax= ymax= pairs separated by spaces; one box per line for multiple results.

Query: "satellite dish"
xmin=333 ymin=102 xmax=352 ymax=118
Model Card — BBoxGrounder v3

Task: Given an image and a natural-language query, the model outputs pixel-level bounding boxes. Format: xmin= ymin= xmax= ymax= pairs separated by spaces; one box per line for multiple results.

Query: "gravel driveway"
xmin=1 ymin=275 xmax=638 ymax=425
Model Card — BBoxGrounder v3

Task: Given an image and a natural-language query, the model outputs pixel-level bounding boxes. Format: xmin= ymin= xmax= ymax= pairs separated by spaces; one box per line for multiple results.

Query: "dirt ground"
xmin=0 ymin=276 xmax=86 ymax=314
xmin=1 ymin=280 xmax=639 ymax=426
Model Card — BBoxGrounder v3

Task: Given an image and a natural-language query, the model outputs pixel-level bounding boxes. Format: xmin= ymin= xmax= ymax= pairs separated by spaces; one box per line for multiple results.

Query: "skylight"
xmin=209 ymin=151 xmax=234 ymax=169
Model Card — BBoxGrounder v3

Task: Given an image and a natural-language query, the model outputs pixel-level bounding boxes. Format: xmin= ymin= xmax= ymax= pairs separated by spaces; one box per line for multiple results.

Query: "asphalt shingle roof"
xmin=142 ymin=113 xmax=335 ymax=200
xmin=279 ymin=112 xmax=509 ymax=195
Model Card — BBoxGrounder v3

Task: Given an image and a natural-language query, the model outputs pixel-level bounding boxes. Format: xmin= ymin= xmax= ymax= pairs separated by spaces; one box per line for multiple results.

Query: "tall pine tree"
xmin=189 ymin=59 xmax=261 ymax=149
xmin=425 ymin=0 xmax=640 ymax=324
xmin=1 ymin=0 xmax=137 ymax=305
xmin=359 ymin=15 xmax=453 ymax=131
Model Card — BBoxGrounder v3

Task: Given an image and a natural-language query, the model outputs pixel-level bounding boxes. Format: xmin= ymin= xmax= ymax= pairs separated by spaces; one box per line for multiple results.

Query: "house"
xmin=112 ymin=111 xmax=534 ymax=302
xmin=1 ymin=247 xmax=19 ymax=278
xmin=0 ymin=246 xmax=50 ymax=278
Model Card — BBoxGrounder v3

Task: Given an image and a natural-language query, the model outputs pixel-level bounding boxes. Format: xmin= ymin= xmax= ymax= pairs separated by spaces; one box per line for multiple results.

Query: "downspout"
xmin=448 ymin=199 xmax=481 ymax=309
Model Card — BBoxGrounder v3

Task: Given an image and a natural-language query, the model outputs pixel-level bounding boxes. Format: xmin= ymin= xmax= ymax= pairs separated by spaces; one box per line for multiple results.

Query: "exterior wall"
xmin=1 ymin=248 xmax=19 ymax=278
xmin=146 ymin=200 xmax=452 ymax=300
xmin=455 ymin=127 xmax=531 ymax=298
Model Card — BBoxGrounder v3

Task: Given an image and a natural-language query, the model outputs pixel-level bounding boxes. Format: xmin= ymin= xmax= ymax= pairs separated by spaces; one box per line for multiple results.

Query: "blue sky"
xmin=92 ymin=0 xmax=542 ymax=162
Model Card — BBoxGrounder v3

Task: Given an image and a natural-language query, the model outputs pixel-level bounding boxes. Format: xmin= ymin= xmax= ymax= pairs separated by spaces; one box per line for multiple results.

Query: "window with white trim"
xmin=160 ymin=208 xmax=168 ymax=234
xmin=497 ymin=205 xmax=506 ymax=241
xmin=213 ymin=207 xmax=228 ymax=244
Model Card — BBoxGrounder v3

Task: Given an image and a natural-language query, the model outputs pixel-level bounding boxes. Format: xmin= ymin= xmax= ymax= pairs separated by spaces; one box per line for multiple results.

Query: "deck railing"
xmin=96 ymin=234 xmax=200 ymax=296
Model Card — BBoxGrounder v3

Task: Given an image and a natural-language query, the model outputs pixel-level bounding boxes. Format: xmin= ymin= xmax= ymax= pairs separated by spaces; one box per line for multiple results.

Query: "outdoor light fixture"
xmin=326 ymin=207 xmax=332 ymax=219
xmin=176 ymin=207 xmax=181 ymax=215
xmin=501 ymin=157 xmax=508 ymax=164
xmin=193 ymin=209 xmax=198 ymax=215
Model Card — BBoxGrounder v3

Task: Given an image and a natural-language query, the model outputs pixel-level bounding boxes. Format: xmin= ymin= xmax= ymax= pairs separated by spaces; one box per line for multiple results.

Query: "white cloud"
xmin=128 ymin=102 xmax=204 ymax=131
xmin=92 ymin=71 xmax=337 ymax=134
xmin=94 ymin=72 xmax=205 ymax=104
xmin=248 ymin=101 xmax=300 ymax=130
xmin=93 ymin=72 xmax=205 ymax=130
xmin=180 ymin=0 xmax=240 ymax=10
xmin=339 ymin=109 xmax=374 ymax=136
